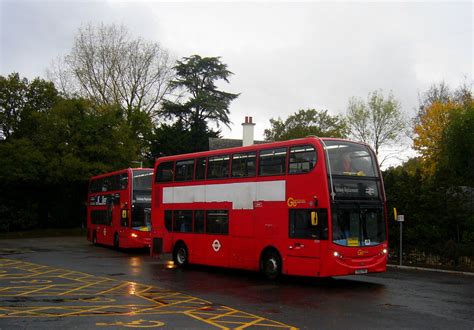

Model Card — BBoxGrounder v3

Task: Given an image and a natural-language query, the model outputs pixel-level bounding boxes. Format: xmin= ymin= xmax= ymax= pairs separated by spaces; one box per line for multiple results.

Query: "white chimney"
xmin=242 ymin=116 xmax=255 ymax=147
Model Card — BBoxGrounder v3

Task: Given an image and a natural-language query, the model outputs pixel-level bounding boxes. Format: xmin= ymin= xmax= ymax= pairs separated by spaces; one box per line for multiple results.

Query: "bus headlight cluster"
xmin=131 ymin=233 xmax=138 ymax=238
xmin=333 ymin=251 xmax=342 ymax=258
xmin=379 ymin=248 xmax=388 ymax=256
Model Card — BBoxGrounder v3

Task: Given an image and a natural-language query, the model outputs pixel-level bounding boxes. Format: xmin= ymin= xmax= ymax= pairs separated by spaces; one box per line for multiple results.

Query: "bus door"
xmin=119 ymin=196 xmax=130 ymax=243
xmin=204 ymin=210 xmax=230 ymax=267
xmin=286 ymin=208 xmax=328 ymax=277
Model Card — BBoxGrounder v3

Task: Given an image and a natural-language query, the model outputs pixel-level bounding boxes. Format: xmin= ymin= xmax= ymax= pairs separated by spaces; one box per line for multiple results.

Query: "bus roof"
xmin=89 ymin=168 xmax=153 ymax=181
xmin=154 ymin=137 xmax=372 ymax=163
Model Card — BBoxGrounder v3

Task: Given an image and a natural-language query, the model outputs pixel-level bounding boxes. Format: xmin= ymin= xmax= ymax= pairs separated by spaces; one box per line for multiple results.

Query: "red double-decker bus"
xmin=87 ymin=168 xmax=153 ymax=249
xmin=151 ymin=137 xmax=388 ymax=278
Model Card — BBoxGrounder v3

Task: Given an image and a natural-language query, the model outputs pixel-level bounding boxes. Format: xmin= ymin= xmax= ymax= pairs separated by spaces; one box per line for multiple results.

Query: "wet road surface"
xmin=0 ymin=236 xmax=473 ymax=329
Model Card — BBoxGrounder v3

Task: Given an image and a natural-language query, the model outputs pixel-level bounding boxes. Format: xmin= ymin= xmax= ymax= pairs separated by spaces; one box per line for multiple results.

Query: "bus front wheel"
xmin=92 ymin=231 xmax=97 ymax=245
xmin=173 ymin=243 xmax=188 ymax=267
xmin=261 ymin=250 xmax=281 ymax=280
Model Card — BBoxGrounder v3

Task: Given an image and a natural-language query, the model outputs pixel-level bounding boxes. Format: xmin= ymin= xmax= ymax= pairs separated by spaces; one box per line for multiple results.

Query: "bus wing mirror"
xmin=311 ymin=211 xmax=318 ymax=226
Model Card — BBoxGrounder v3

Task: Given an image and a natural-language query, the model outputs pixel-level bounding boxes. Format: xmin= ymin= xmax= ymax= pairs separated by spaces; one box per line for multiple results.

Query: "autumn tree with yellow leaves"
xmin=413 ymin=83 xmax=472 ymax=179
xmin=413 ymin=101 xmax=460 ymax=176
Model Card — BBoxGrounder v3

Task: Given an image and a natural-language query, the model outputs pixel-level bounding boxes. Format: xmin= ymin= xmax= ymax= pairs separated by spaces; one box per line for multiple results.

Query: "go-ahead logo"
xmin=287 ymin=197 xmax=306 ymax=207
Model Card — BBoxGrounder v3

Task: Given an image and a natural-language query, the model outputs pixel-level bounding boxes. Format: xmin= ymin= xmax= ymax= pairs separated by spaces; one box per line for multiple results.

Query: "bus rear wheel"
xmin=261 ymin=250 xmax=281 ymax=280
xmin=173 ymin=243 xmax=188 ymax=267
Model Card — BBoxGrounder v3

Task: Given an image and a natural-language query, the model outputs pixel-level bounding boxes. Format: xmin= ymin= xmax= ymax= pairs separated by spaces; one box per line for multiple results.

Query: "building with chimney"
xmin=208 ymin=116 xmax=266 ymax=151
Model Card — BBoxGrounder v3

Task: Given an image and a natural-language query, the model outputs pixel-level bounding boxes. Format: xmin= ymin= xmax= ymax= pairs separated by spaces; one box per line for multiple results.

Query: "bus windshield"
xmin=332 ymin=205 xmax=386 ymax=247
xmin=133 ymin=170 xmax=153 ymax=193
xmin=324 ymin=140 xmax=378 ymax=177
xmin=132 ymin=170 xmax=153 ymax=229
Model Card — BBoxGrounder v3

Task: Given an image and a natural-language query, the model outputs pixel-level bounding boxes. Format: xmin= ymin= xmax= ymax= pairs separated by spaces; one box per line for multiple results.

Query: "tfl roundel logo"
xmin=212 ymin=240 xmax=221 ymax=252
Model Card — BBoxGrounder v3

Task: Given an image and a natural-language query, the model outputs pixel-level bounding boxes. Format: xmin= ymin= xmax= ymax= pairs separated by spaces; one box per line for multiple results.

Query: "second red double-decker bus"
xmin=151 ymin=137 xmax=388 ymax=278
xmin=87 ymin=168 xmax=153 ymax=249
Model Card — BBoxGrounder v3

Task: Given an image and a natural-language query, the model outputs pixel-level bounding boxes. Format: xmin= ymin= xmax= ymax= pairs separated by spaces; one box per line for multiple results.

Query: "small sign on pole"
xmin=397 ymin=215 xmax=404 ymax=222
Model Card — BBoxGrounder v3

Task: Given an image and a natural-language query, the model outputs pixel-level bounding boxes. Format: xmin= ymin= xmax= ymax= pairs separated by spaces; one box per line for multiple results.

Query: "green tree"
xmin=0 ymin=73 xmax=58 ymax=139
xmin=159 ymin=55 xmax=238 ymax=152
xmin=413 ymin=83 xmax=472 ymax=178
xmin=346 ymin=90 xmax=407 ymax=158
xmin=161 ymin=55 xmax=239 ymax=127
xmin=150 ymin=120 xmax=219 ymax=158
xmin=264 ymin=109 xmax=347 ymax=142
xmin=438 ymin=99 xmax=474 ymax=185
xmin=0 ymin=93 xmax=140 ymax=231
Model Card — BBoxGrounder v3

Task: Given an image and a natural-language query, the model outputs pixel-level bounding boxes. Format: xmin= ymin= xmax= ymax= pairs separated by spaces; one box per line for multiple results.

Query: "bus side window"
xmin=119 ymin=173 xmax=129 ymax=189
xmin=206 ymin=210 xmax=229 ymax=234
xmin=232 ymin=152 xmax=256 ymax=177
xmin=259 ymin=148 xmax=287 ymax=176
xmin=175 ymin=159 xmax=194 ymax=182
xmin=156 ymin=162 xmax=174 ymax=183
xmin=207 ymin=155 xmax=230 ymax=179
xmin=195 ymin=158 xmax=207 ymax=180
xmin=194 ymin=210 xmax=205 ymax=233
xmin=173 ymin=210 xmax=192 ymax=232
xmin=289 ymin=145 xmax=317 ymax=174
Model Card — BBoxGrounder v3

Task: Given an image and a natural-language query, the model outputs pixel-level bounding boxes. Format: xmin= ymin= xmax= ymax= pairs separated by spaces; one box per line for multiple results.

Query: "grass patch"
xmin=0 ymin=228 xmax=87 ymax=239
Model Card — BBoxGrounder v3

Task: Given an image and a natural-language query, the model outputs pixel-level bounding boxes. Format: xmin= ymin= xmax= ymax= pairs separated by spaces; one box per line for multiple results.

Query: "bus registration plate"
xmin=355 ymin=269 xmax=368 ymax=274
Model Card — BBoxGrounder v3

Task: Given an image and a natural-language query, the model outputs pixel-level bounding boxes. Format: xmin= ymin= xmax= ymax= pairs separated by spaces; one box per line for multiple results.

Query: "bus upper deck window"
xmin=156 ymin=162 xmax=174 ymax=183
xmin=289 ymin=145 xmax=316 ymax=174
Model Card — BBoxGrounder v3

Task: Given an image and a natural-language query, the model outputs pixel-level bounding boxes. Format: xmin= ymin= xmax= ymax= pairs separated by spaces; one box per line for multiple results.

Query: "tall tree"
xmin=49 ymin=23 xmax=174 ymax=121
xmin=264 ymin=109 xmax=347 ymax=141
xmin=162 ymin=55 xmax=238 ymax=127
xmin=346 ymin=90 xmax=407 ymax=158
xmin=159 ymin=55 xmax=239 ymax=152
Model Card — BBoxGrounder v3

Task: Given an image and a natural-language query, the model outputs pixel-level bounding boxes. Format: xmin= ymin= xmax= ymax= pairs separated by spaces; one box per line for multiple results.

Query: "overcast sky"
xmin=0 ymin=1 xmax=472 ymax=152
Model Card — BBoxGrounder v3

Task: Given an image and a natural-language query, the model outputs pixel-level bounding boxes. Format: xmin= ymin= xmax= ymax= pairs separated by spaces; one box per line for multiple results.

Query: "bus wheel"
xmin=262 ymin=250 xmax=281 ymax=280
xmin=173 ymin=243 xmax=188 ymax=267
xmin=92 ymin=231 xmax=97 ymax=245
xmin=114 ymin=233 xmax=120 ymax=250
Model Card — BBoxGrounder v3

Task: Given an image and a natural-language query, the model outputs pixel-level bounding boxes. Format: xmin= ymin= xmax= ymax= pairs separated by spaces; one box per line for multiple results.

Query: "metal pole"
xmin=399 ymin=221 xmax=403 ymax=266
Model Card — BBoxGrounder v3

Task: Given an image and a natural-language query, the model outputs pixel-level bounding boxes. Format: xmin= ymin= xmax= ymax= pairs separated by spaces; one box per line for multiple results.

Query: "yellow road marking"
xmin=0 ymin=258 xmax=298 ymax=329
xmin=57 ymin=278 xmax=112 ymax=296
xmin=17 ymin=284 xmax=56 ymax=296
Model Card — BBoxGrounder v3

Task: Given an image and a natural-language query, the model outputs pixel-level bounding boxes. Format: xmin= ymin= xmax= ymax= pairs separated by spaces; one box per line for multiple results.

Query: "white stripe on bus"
xmin=162 ymin=180 xmax=286 ymax=209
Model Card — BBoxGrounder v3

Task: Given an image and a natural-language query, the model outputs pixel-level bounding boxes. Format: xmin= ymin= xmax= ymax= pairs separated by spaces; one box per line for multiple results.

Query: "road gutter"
xmin=388 ymin=264 xmax=474 ymax=276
